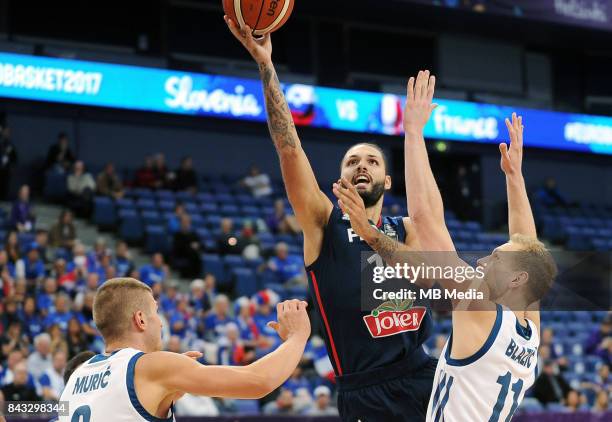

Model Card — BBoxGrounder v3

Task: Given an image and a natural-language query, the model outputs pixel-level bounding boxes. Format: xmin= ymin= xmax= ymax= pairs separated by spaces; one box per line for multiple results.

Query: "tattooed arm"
xmin=225 ymin=17 xmax=332 ymax=264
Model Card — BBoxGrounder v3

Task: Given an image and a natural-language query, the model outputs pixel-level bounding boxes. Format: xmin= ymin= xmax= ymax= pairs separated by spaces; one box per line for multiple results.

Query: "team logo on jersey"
xmin=363 ymin=299 xmax=426 ymax=338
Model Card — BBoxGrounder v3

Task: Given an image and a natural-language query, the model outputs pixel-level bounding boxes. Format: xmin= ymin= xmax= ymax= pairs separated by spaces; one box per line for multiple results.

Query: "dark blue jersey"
xmin=306 ymin=206 xmax=433 ymax=377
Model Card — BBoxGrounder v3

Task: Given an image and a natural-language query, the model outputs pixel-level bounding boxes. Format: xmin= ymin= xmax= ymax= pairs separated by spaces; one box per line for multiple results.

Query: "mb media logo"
xmin=363 ymin=299 xmax=426 ymax=338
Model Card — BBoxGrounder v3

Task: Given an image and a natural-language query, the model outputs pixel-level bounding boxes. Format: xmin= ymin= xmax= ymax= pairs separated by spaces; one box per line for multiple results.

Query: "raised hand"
xmin=224 ymin=15 xmax=272 ymax=65
xmin=266 ymin=300 xmax=310 ymax=342
xmin=404 ymin=70 xmax=437 ymax=134
xmin=500 ymin=113 xmax=524 ymax=176
xmin=333 ymin=177 xmax=374 ymax=241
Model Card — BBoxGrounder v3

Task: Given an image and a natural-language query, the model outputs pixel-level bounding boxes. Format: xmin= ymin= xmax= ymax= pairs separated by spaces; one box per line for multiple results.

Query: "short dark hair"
xmin=342 ymin=142 xmax=389 ymax=173
xmin=64 ymin=351 xmax=96 ymax=384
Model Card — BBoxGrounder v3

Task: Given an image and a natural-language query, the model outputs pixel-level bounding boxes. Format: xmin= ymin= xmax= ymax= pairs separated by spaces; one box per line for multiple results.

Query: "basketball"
xmin=223 ymin=0 xmax=295 ymax=36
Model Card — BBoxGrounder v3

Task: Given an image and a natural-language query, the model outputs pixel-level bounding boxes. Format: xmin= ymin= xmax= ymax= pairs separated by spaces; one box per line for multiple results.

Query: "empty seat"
xmin=93 ymin=196 xmax=117 ymax=228
xmin=201 ymin=254 xmax=226 ymax=283
xmin=234 ymin=268 xmax=258 ymax=297
xmin=145 ymin=225 xmax=171 ymax=254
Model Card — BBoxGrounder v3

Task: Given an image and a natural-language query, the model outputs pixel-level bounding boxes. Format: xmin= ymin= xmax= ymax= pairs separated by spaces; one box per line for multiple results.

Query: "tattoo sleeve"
xmin=365 ymin=230 xmax=409 ymax=265
xmin=259 ymin=61 xmax=298 ymax=152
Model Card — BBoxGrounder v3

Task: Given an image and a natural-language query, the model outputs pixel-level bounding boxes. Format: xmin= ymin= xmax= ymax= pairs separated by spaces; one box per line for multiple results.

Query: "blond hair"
xmin=93 ymin=278 xmax=152 ymax=343
xmin=510 ymin=234 xmax=558 ymax=304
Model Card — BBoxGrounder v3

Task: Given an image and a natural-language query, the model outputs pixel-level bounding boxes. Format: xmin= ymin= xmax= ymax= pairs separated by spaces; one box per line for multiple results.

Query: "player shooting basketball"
xmin=58 ymin=278 xmax=310 ymax=421
xmin=334 ymin=70 xmax=557 ymax=421
xmin=226 ymin=17 xmax=438 ymax=422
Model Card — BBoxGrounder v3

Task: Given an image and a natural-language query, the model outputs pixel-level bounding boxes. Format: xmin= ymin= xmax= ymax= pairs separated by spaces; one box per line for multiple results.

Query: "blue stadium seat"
xmin=155 ymin=190 xmax=175 ymax=201
xmin=93 ymin=196 xmax=117 ymax=228
xmin=200 ymin=203 xmax=219 ymax=213
xmin=220 ymin=204 xmax=240 ymax=217
xmin=189 ymin=214 xmax=206 ymax=229
xmin=119 ymin=209 xmax=144 ymax=243
xmin=145 ymin=225 xmax=171 ymax=254
xmin=223 ymin=255 xmax=246 ymax=268
xmin=201 ymin=254 xmax=226 ymax=284
xmin=234 ymin=268 xmax=258 ymax=297
xmin=236 ymin=195 xmax=257 ymax=206
xmin=183 ymin=202 xmax=199 ymax=214
xmin=0 ymin=230 xmax=6 ymax=244
xmin=175 ymin=191 xmax=195 ymax=202
xmin=233 ymin=399 xmax=260 ymax=415
xmin=205 ymin=215 xmax=223 ymax=229
xmin=142 ymin=210 xmax=164 ymax=227
xmin=132 ymin=188 xmax=154 ymax=199
xmin=17 ymin=232 xmax=36 ymax=252
xmin=196 ymin=192 xmax=215 ymax=204
xmin=117 ymin=198 xmax=136 ymax=209
xmin=158 ymin=200 xmax=176 ymax=212
xmin=44 ymin=170 xmax=68 ymax=201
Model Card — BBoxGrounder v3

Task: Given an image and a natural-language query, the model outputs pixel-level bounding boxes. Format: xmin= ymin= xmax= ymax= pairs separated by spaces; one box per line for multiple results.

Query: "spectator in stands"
xmin=47 ymin=324 xmax=67 ymax=355
xmin=114 ymin=241 xmax=134 ymax=277
xmin=239 ymin=220 xmax=260 ymax=260
xmin=20 ymin=297 xmax=43 ymax=341
xmin=202 ymin=273 xmax=216 ymax=313
xmin=174 ymin=156 xmax=198 ymax=193
xmin=267 ymin=242 xmax=307 ymax=287
xmin=0 ymin=251 xmax=13 ymax=300
xmin=532 ymin=359 xmax=571 ymax=406
xmin=304 ymin=385 xmax=338 ymax=416
xmin=0 ymin=349 xmax=24 ymax=386
xmin=4 ymin=231 xmax=20 ymax=270
xmin=234 ymin=296 xmax=257 ymax=343
xmin=26 ymin=333 xmax=52 ymax=382
xmin=217 ymin=322 xmax=254 ymax=366
xmin=172 ymin=214 xmax=202 ymax=279
xmin=35 ymin=229 xmax=51 ymax=264
xmin=283 ymin=365 xmax=310 ymax=394
xmin=67 ymin=161 xmax=96 ymax=217
xmin=174 ymin=394 xmax=220 ymax=417
xmin=49 ymin=210 xmax=77 ymax=250
xmin=167 ymin=294 xmax=191 ymax=338
xmin=203 ymin=294 xmax=234 ymax=341
xmin=38 ymin=349 xmax=66 ymax=401
xmin=188 ymin=279 xmax=207 ymax=316
xmin=534 ymin=177 xmax=568 ymax=208
xmin=139 ymin=253 xmax=168 ymax=287
xmin=167 ymin=203 xmax=187 ymax=234
xmin=96 ymin=162 xmax=124 ymax=199
xmin=0 ymin=125 xmax=17 ymax=200
xmin=586 ymin=315 xmax=611 ymax=355
xmin=153 ymin=153 xmax=171 ymax=189
xmin=134 ymin=156 xmax=157 ymax=188
xmin=593 ymin=390 xmax=610 ymax=412
xmin=217 ymin=218 xmax=242 ymax=255
xmin=0 ymin=321 xmax=28 ymax=364
xmin=1 ymin=298 xmax=20 ymax=329
xmin=66 ymin=317 xmax=91 ymax=359
xmin=159 ymin=280 xmax=179 ymax=314
xmin=45 ymin=294 xmax=83 ymax=333
xmin=267 ymin=198 xmax=301 ymax=234
xmin=242 ymin=165 xmax=273 ymax=198
xmin=263 ymin=388 xmax=297 ymax=415
xmin=23 ymin=243 xmax=45 ymax=285
xmin=45 ymin=132 xmax=75 ymax=172
xmin=1 ymin=361 xmax=39 ymax=401
xmin=10 ymin=185 xmax=35 ymax=232
xmin=564 ymin=389 xmax=589 ymax=412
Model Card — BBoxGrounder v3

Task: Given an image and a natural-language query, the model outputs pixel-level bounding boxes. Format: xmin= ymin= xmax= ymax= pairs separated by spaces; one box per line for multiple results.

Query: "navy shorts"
xmin=336 ymin=353 xmax=438 ymax=422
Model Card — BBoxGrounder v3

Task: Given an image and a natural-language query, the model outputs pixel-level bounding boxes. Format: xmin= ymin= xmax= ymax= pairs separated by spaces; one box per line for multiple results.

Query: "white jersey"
xmin=59 ymin=348 xmax=175 ymax=422
xmin=426 ymin=305 xmax=539 ymax=422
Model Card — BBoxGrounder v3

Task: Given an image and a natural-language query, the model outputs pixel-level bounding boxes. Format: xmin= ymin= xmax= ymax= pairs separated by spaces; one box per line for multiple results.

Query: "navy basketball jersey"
xmin=306 ymin=206 xmax=433 ymax=377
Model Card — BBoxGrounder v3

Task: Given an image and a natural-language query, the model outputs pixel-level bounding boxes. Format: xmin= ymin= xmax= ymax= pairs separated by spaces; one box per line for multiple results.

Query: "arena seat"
xmin=93 ymin=196 xmax=117 ymax=228
xmin=118 ymin=209 xmax=144 ymax=243
xmin=145 ymin=225 xmax=171 ymax=254
xmin=233 ymin=267 xmax=258 ymax=297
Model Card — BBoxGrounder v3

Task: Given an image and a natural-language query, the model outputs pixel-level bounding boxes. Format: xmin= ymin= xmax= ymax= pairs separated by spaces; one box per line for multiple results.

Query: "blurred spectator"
xmin=189 ymin=279 xmax=207 ymax=315
xmin=1 ymin=361 xmax=40 ymax=401
xmin=564 ymin=389 xmax=589 ymax=412
xmin=20 ymin=297 xmax=44 ymax=340
xmin=267 ymin=199 xmax=301 ymax=234
xmin=535 ymin=177 xmax=568 ymax=208
xmin=532 ymin=359 xmax=571 ymax=405
xmin=283 ymin=366 xmax=310 ymax=394
xmin=174 ymin=394 xmax=220 ymax=417
xmin=175 ymin=156 xmax=198 ymax=193
xmin=239 ymin=220 xmax=260 ymax=260
xmin=0 ymin=349 xmax=24 ymax=386
xmin=38 ymin=349 xmax=66 ymax=400
xmin=4 ymin=231 xmax=20 ymax=268
xmin=35 ymin=229 xmax=51 ymax=264
xmin=242 ymin=165 xmax=272 ymax=198
xmin=217 ymin=322 xmax=254 ymax=366
xmin=234 ymin=296 xmax=257 ymax=343
xmin=167 ymin=295 xmax=191 ymax=338
xmin=304 ymin=385 xmax=338 ymax=416
xmin=203 ymin=295 xmax=234 ymax=340
xmin=263 ymin=388 xmax=297 ymax=415
xmin=160 ymin=280 xmax=180 ymax=314
xmin=202 ymin=273 xmax=216 ymax=313
xmin=26 ymin=333 xmax=52 ymax=381
xmin=36 ymin=278 xmax=58 ymax=318
xmin=267 ymin=242 xmax=307 ymax=287
xmin=114 ymin=241 xmax=134 ymax=277
xmin=96 ymin=162 xmax=124 ymax=199
xmin=153 ymin=153 xmax=170 ymax=189
xmin=0 ymin=126 xmax=17 ymax=200
xmin=1 ymin=321 xmax=28 ymax=363
xmin=44 ymin=294 xmax=83 ymax=333
xmin=23 ymin=243 xmax=45 ymax=285
xmin=67 ymin=161 xmax=96 ymax=217
xmin=593 ymin=390 xmax=609 ymax=412
xmin=49 ymin=210 xmax=77 ymax=250
xmin=45 ymin=132 xmax=75 ymax=172
xmin=66 ymin=317 xmax=91 ymax=359
xmin=172 ymin=215 xmax=202 ymax=279
xmin=139 ymin=253 xmax=168 ymax=287
xmin=167 ymin=203 xmax=187 ymax=234
xmin=217 ymin=218 xmax=242 ymax=255
xmin=134 ymin=156 xmax=157 ymax=188
xmin=585 ymin=315 xmax=611 ymax=364
xmin=10 ymin=185 xmax=35 ymax=232
xmin=166 ymin=335 xmax=183 ymax=354
xmin=1 ymin=298 xmax=20 ymax=329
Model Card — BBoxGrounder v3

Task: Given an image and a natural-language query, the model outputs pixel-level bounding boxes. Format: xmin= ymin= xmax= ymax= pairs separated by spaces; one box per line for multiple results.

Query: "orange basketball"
xmin=223 ymin=0 xmax=295 ymax=36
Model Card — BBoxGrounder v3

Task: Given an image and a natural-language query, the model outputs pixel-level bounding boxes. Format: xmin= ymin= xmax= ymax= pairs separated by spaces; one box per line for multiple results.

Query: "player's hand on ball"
xmin=333 ymin=177 xmax=374 ymax=241
xmin=499 ymin=113 xmax=524 ymax=176
xmin=224 ymin=15 xmax=272 ymax=65
xmin=404 ymin=70 xmax=437 ymax=134
xmin=267 ymin=300 xmax=310 ymax=342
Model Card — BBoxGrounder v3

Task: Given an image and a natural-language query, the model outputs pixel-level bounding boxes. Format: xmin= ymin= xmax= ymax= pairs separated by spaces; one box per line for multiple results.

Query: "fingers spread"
xmin=427 ymin=75 xmax=436 ymax=102
xmin=407 ymin=77 xmax=415 ymax=102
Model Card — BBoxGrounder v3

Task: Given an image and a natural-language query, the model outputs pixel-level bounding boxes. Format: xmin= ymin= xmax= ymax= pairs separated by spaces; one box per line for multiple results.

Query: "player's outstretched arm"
xmin=140 ymin=300 xmax=310 ymax=400
xmin=499 ymin=113 xmax=537 ymax=239
xmin=224 ymin=17 xmax=332 ymax=242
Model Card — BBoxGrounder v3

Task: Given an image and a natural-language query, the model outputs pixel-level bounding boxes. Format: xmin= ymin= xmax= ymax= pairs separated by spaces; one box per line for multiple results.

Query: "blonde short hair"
xmin=510 ymin=234 xmax=558 ymax=304
xmin=93 ymin=278 xmax=152 ymax=343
